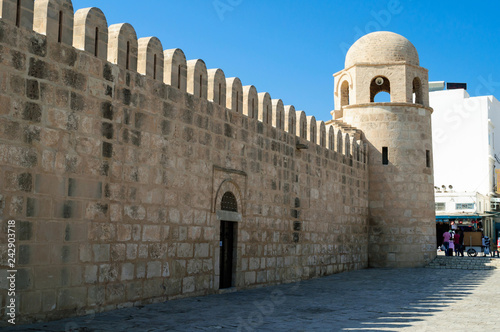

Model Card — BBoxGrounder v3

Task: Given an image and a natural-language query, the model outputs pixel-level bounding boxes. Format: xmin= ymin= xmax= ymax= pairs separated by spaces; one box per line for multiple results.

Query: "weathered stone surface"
xmin=1 ymin=10 xmax=449 ymax=327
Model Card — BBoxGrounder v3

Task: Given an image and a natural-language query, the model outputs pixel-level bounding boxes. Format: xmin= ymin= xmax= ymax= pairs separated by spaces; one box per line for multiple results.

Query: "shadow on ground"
xmin=0 ymin=267 xmax=494 ymax=331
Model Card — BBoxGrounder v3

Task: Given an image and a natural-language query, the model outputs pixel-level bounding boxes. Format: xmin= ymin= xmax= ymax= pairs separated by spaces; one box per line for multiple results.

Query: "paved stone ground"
xmin=2 ymin=266 xmax=499 ymax=331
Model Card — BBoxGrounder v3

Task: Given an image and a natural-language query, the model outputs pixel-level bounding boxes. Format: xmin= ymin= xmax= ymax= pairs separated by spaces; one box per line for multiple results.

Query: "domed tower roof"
xmin=345 ymin=31 xmax=419 ymax=68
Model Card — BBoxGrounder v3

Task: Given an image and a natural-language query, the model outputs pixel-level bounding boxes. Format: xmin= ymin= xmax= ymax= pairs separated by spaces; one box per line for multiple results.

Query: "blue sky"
xmin=72 ymin=0 xmax=500 ymax=122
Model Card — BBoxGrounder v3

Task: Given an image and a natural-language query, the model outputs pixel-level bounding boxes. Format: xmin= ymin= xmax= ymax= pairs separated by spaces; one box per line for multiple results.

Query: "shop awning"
xmin=436 ymin=215 xmax=481 ymax=220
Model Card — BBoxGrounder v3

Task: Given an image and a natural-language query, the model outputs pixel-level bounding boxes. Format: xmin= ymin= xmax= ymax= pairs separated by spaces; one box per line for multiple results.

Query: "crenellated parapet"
xmin=73 ymin=7 xmax=108 ymax=59
xmin=0 ymin=1 xmax=371 ymax=324
xmin=0 ymin=0 xmax=34 ymax=29
xmin=208 ymin=68 xmax=226 ymax=107
xmin=0 ymin=0 xmax=366 ymax=161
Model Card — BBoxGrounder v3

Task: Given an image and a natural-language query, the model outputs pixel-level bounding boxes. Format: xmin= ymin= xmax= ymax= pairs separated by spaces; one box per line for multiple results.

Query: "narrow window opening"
xmin=340 ymin=81 xmax=350 ymax=108
xmin=199 ymin=75 xmax=203 ymax=98
xmin=236 ymin=91 xmax=239 ymax=112
xmin=251 ymin=99 xmax=255 ymax=118
xmin=58 ymin=11 xmax=63 ymax=43
xmin=382 ymin=147 xmax=389 ymax=165
xmin=94 ymin=27 xmax=99 ymax=57
xmin=153 ymin=54 xmax=157 ymax=79
xmin=266 ymin=106 xmax=269 ymax=124
xmin=426 ymin=150 xmax=431 ymax=168
xmin=413 ymin=77 xmax=423 ymax=105
xmin=218 ymin=83 xmax=222 ymax=105
xmin=177 ymin=65 xmax=181 ymax=89
xmin=278 ymin=112 xmax=281 ymax=128
xmin=126 ymin=41 xmax=130 ymax=70
xmin=16 ymin=0 xmax=21 ymax=27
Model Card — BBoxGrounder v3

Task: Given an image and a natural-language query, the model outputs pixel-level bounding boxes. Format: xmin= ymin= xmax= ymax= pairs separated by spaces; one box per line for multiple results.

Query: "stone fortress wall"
xmin=0 ymin=0 xmax=369 ymax=324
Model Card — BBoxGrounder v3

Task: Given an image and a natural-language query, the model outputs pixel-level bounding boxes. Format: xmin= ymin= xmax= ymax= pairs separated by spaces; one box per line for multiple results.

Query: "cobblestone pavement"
xmin=2 ymin=266 xmax=499 ymax=331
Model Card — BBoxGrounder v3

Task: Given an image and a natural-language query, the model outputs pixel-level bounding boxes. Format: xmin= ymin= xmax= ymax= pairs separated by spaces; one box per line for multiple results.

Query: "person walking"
xmin=454 ymin=231 xmax=461 ymax=256
xmin=458 ymin=229 xmax=464 ymax=257
xmin=443 ymin=230 xmax=451 ymax=256
xmin=483 ymin=235 xmax=491 ymax=256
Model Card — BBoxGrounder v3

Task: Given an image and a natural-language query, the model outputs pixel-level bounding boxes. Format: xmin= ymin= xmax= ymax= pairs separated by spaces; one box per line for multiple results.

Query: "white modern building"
xmin=430 ymin=83 xmax=500 ymax=246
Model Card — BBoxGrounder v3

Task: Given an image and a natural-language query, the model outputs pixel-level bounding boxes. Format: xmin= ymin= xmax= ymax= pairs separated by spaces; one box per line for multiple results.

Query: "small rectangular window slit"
xmin=16 ymin=0 xmax=21 ymax=27
xmin=58 ymin=11 xmax=63 ymax=43
xmin=177 ymin=65 xmax=181 ymax=89
xmin=382 ymin=147 xmax=389 ymax=165
xmin=426 ymin=150 xmax=431 ymax=168
xmin=153 ymin=54 xmax=157 ymax=79
xmin=94 ymin=27 xmax=99 ymax=56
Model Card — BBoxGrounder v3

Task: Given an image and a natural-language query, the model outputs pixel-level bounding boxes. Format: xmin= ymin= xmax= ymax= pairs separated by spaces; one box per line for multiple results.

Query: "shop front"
xmin=435 ymin=214 xmax=486 ymax=248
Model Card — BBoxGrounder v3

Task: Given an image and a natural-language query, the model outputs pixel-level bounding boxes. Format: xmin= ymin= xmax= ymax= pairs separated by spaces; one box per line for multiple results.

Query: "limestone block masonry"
xmin=0 ymin=0 xmax=371 ymax=325
xmin=332 ymin=31 xmax=436 ymax=268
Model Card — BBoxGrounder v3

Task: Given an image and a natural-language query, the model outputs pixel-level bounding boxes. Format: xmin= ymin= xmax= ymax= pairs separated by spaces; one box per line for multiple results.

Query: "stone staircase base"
xmin=426 ymin=256 xmax=500 ymax=270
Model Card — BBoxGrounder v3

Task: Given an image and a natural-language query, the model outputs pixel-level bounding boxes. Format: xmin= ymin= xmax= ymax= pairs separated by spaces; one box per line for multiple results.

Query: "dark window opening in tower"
xmin=236 ymin=91 xmax=239 ymax=112
xmin=413 ymin=77 xmax=423 ymax=105
xmin=382 ymin=147 xmax=389 ymax=165
xmin=426 ymin=150 xmax=431 ymax=168
xmin=370 ymin=76 xmax=391 ymax=102
xmin=340 ymin=80 xmax=350 ymax=107
xmin=251 ymin=99 xmax=255 ymax=118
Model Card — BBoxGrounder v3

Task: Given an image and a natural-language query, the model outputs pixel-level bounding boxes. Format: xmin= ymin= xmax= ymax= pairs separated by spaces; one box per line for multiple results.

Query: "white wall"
xmin=431 ymin=89 xmax=500 ymax=195
xmin=435 ymin=192 xmax=489 ymax=214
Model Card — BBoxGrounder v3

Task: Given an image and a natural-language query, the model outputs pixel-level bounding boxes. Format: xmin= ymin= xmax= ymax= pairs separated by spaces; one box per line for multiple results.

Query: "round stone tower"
xmin=333 ymin=31 xmax=436 ymax=268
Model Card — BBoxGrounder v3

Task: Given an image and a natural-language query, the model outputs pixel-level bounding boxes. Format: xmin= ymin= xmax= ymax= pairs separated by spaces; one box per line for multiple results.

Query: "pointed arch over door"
xmin=215 ymin=179 xmax=243 ymax=222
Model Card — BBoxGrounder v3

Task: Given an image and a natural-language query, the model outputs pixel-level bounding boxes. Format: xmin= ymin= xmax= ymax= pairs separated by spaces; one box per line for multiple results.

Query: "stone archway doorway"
xmin=219 ymin=191 xmax=238 ymax=289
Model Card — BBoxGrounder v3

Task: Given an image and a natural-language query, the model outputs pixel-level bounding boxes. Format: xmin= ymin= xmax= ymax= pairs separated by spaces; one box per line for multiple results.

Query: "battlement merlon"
xmin=0 ymin=0 xmax=366 ymax=159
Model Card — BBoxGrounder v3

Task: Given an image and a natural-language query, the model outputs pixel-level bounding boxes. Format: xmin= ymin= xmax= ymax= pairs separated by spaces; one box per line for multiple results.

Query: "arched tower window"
xmin=340 ymin=80 xmax=350 ymax=108
xmin=221 ymin=192 xmax=238 ymax=212
xmin=370 ymin=76 xmax=391 ymax=102
xmin=413 ymin=77 xmax=423 ymax=105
